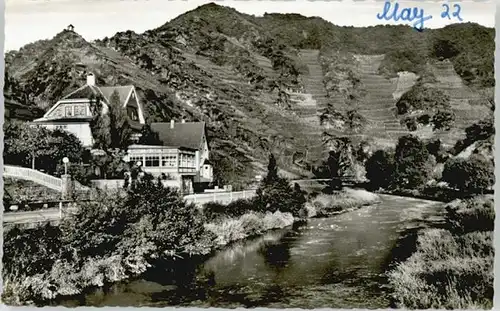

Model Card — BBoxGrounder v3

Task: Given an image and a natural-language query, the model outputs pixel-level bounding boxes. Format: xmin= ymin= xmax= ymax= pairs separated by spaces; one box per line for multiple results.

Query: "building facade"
xmin=32 ymin=73 xmax=146 ymax=147
xmin=32 ymin=73 xmax=213 ymax=193
xmin=127 ymin=120 xmax=213 ymax=193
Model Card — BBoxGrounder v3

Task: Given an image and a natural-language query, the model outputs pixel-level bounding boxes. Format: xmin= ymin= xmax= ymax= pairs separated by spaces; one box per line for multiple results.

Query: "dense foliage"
xmin=389 ymin=195 xmax=494 ymax=309
xmin=2 ymin=175 xmax=214 ymax=304
xmin=254 ymin=154 xmax=307 ymax=217
xmin=365 ymin=149 xmax=395 ymax=190
xmin=442 ymin=155 xmax=494 ymax=194
xmin=4 ymin=120 xmax=87 ymax=173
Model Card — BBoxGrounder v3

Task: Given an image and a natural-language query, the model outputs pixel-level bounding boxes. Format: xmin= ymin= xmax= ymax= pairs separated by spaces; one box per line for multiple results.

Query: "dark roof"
xmin=62 ymin=85 xmax=101 ymax=100
xmin=202 ymin=158 xmax=212 ymax=165
xmin=62 ymin=84 xmax=133 ymax=106
xmin=151 ymin=122 xmax=205 ymax=149
xmin=99 ymin=86 xmax=133 ymax=105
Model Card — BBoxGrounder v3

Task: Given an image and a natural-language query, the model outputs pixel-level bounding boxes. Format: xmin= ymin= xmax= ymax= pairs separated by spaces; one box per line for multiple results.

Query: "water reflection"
xmin=58 ymin=195 xmax=444 ymax=308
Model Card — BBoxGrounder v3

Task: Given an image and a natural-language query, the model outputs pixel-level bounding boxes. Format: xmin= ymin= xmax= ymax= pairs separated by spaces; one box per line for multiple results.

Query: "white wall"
xmin=40 ymin=122 xmax=93 ymax=147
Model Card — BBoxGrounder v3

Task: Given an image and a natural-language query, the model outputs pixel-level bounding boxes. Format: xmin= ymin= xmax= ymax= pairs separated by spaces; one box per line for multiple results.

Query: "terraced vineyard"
xmin=426 ymin=60 xmax=491 ymax=146
xmin=354 ymin=54 xmax=409 ymax=145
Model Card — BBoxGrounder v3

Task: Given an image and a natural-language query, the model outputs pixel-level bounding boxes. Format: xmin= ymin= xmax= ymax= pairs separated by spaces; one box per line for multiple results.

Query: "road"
xmin=3 ymin=180 xmax=334 ymax=224
xmin=3 ymin=190 xmax=257 ymax=224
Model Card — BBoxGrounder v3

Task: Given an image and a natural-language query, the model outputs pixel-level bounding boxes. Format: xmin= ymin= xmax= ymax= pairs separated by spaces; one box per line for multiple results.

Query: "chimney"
xmin=170 ymin=119 xmax=175 ymax=129
xmin=181 ymin=119 xmax=186 ymax=124
xmin=87 ymin=73 xmax=95 ymax=86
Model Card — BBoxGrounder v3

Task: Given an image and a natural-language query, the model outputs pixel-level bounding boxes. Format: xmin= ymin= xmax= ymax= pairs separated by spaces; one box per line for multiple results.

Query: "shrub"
xmin=445 ymin=196 xmax=495 ymax=233
xmin=365 ymin=149 xmax=395 ymax=189
xmin=442 ymin=155 xmax=494 ymax=194
xmin=431 ymin=110 xmax=455 ymax=130
xmin=393 ymin=135 xmax=432 ymax=189
xmin=389 ymin=228 xmax=494 ymax=309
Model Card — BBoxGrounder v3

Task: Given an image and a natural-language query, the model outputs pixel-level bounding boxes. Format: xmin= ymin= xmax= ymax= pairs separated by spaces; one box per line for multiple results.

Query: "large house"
xmin=128 ymin=120 xmax=213 ymax=193
xmin=32 ymin=73 xmax=146 ymax=147
xmin=32 ymin=73 xmax=213 ymax=193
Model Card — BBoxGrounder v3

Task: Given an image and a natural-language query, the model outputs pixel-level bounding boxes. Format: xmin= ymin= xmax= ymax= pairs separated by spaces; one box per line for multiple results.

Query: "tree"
xmin=255 ymin=154 xmax=306 ymax=217
xmin=108 ymin=90 xmax=132 ymax=150
xmin=322 ymin=135 xmax=355 ymax=179
xmin=365 ymin=149 xmax=395 ymax=189
xmin=442 ymin=155 xmax=494 ymax=194
xmin=432 ymin=38 xmax=460 ymax=59
xmin=465 ymin=118 xmax=494 ymax=142
xmin=263 ymin=153 xmax=279 ymax=185
xmin=393 ymin=135 xmax=431 ymax=189
xmin=431 ymin=110 xmax=455 ymax=131
xmin=345 ymin=109 xmax=366 ymax=133
xmin=88 ymin=92 xmax=132 ymax=179
xmin=7 ymin=123 xmax=52 ymax=169
xmin=138 ymin=123 xmax=163 ymax=145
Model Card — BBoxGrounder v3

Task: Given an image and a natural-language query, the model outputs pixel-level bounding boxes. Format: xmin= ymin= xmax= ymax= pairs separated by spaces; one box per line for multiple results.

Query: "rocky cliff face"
xmin=5 ymin=3 xmax=494 ymax=185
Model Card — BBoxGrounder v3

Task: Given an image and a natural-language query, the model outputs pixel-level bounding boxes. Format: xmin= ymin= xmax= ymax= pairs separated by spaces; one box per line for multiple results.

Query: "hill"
xmin=4 ymin=3 xmax=494 ymax=186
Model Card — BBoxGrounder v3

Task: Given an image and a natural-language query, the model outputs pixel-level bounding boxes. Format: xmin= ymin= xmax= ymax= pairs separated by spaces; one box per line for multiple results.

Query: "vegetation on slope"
xmin=4 ymin=3 xmax=495 ymax=186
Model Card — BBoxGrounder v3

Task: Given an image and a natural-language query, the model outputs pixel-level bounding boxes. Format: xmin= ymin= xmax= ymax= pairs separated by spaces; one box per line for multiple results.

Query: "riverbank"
xmin=388 ymin=194 xmax=494 ymax=309
xmin=54 ymin=192 xmax=434 ymax=308
xmin=2 ymin=186 xmax=380 ymax=306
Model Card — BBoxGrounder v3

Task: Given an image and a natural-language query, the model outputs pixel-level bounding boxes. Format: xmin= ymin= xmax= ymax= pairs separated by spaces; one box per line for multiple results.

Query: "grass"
xmin=308 ymin=188 xmax=380 ymax=217
xmin=388 ymin=195 xmax=494 ymax=309
xmin=204 ymin=211 xmax=294 ymax=246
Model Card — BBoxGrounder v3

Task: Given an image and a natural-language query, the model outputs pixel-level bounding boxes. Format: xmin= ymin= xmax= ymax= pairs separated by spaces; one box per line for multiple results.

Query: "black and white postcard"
xmin=2 ymin=0 xmax=496 ymax=309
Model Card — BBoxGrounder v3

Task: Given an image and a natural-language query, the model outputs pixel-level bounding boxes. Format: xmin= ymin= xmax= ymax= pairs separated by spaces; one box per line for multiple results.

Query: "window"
xmin=145 ymin=156 xmax=160 ymax=167
xmin=187 ymin=155 xmax=195 ymax=167
xmin=161 ymin=155 xmax=177 ymax=167
xmin=180 ymin=154 xmax=188 ymax=167
xmin=127 ymin=107 xmax=138 ymax=121
xmin=74 ymin=105 xmax=86 ymax=116
xmin=130 ymin=156 xmax=142 ymax=165
xmin=65 ymin=106 xmax=73 ymax=117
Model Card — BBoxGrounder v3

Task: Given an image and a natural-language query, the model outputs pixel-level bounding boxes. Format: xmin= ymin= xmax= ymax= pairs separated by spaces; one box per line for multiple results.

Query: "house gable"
xmin=36 ymin=81 xmax=145 ymax=125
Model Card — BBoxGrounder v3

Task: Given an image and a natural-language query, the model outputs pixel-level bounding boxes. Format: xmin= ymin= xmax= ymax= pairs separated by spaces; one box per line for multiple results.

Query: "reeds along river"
xmin=57 ymin=195 xmax=445 ymax=308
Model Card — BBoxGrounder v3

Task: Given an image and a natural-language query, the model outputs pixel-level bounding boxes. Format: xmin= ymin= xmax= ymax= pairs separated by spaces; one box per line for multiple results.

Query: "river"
xmin=58 ymin=194 xmax=445 ymax=308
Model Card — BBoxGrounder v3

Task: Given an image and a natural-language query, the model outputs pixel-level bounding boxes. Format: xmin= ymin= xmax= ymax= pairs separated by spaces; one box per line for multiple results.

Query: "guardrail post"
xmin=59 ymin=201 xmax=63 ymax=219
xmin=213 ymin=191 xmax=216 ymax=202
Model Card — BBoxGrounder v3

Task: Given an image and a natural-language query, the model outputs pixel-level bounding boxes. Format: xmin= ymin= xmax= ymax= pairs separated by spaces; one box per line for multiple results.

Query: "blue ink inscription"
xmin=376 ymin=1 xmax=433 ymax=31
xmin=452 ymin=4 xmax=463 ymax=22
xmin=441 ymin=4 xmax=463 ymax=22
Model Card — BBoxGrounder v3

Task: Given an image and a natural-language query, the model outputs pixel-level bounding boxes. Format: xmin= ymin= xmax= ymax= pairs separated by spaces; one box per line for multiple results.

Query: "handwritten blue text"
xmin=376 ymin=1 xmax=463 ymax=31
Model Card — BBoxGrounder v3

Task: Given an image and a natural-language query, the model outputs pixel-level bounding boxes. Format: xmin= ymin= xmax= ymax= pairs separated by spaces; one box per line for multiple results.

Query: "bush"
xmin=431 ymin=110 xmax=455 ymax=130
xmin=445 ymin=196 xmax=495 ymax=233
xmin=3 ymin=176 xmax=215 ymax=304
xmin=254 ymin=154 xmax=307 ymax=217
xmin=365 ymin=149 xmax=395 ymax=189
xmin=389 ymin=229 xmax=493 ymax=309
xmin=394 ymin=135 xmax=432 ymax=189
xmin=442 ymin=155 xmax=494 ymax=194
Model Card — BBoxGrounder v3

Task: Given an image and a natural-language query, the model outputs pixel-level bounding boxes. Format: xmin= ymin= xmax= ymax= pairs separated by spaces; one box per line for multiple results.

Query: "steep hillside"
xmin=5 ymin=3 xmax=494 ymax=185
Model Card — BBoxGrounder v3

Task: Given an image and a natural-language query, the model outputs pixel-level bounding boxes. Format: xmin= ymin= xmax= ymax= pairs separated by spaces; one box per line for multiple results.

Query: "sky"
xmin=5 ymin=0 xmax=496 ymax=52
